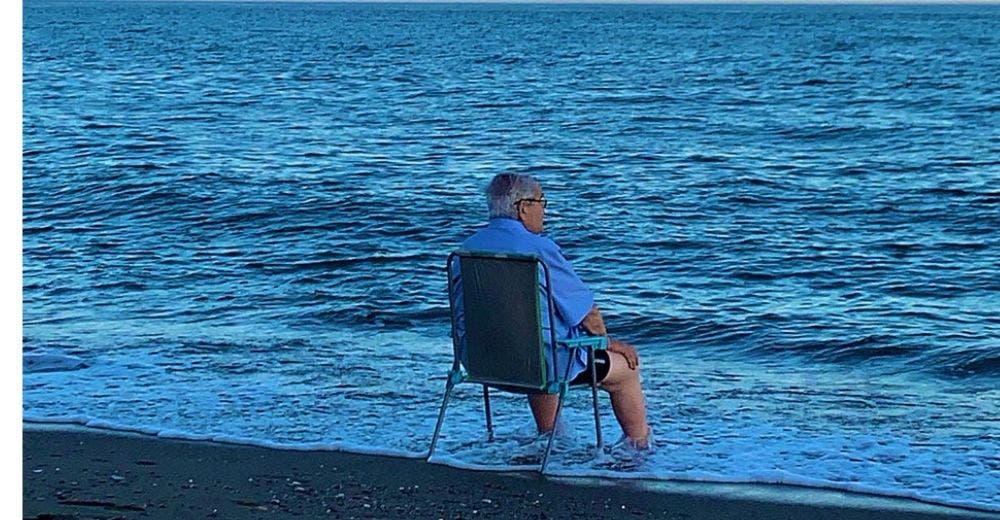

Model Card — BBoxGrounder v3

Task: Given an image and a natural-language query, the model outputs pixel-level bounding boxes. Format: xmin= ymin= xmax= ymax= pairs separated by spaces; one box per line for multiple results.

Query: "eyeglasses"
xmin=515 ymin=198 xmax=548 ymax=209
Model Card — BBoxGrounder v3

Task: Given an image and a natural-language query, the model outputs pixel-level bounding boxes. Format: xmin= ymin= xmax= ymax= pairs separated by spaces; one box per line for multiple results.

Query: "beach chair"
xmin=428 ymin=250 xmax=608 ymax=473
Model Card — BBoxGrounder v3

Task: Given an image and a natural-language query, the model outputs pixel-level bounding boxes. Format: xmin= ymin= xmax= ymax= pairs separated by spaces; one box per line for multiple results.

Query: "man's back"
xmin=456 ymin=217 xmax=594 ymax=381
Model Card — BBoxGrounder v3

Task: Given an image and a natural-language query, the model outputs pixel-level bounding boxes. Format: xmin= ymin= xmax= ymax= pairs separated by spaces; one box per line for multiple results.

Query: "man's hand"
xmin=608 ymin=338 xmax=639 ymax=370
xmin=580 ymin=304 xmax=607 ymax=336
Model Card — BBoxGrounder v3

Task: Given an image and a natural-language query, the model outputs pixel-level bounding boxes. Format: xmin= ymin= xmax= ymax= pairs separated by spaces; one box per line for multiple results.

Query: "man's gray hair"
xmin=485 ymin=173 xmax=541 ymax=219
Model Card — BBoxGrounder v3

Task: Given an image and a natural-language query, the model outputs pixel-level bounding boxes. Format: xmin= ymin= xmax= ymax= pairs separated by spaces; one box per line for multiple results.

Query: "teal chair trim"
xmin=560 ymin=336 xmax=609 ymax=350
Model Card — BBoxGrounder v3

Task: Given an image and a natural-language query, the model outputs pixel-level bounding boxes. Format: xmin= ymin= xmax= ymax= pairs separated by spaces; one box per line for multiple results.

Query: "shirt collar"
xmin=488 ymin=216 xmax=531 ymax=233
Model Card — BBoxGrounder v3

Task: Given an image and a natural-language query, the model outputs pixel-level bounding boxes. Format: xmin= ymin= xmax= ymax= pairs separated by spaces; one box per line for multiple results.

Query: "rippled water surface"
xmin=23 ymin=1 xmax=1000 ymax=512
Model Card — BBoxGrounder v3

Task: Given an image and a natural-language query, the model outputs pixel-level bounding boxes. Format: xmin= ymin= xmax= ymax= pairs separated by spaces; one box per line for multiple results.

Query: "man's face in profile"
xmin=519 ymin=186 xmax=546 ymax=234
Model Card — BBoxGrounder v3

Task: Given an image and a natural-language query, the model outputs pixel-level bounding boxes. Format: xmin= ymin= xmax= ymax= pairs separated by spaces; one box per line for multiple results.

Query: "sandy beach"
xmin=22 ymin=425 xmax=997 ymax=520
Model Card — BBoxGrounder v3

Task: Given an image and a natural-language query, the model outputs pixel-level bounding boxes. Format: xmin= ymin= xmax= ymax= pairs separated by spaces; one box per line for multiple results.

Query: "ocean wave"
xmin=935 ymin=349 xmax=1000 ymax=378
xmin=23 ymin=353 xmax=89 ymax=373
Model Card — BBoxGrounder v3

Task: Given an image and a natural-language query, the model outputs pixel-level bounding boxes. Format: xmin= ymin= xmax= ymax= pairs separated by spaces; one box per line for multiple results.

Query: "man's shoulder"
xmin=461 ymin=222 xmax=534 ymax=248
xmin=461 ymin=228 xmax=563 ymax=261
xmin=531 ymin=233 xmax=562 ymax=253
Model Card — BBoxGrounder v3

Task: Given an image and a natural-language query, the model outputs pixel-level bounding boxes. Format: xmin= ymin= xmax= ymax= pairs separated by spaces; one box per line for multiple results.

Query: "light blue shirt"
xmin=450 ymin=217 xmax=595 ymax=382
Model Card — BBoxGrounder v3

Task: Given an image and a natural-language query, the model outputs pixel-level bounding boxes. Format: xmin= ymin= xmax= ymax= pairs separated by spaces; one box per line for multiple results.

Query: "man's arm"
xmin=538 ymin=239 xmax=594 ymax=330
xmin=538 ymin=237 xmax=639 ymax=369
xmin=580 ymin=304 xmax=607 ymax=336
xmin=580 ymin=304 xmax=639 ymax=370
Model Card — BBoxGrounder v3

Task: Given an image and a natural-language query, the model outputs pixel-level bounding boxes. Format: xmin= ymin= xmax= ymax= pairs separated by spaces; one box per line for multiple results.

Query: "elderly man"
xmin=453 ymin=173 xmax=651 ymax=449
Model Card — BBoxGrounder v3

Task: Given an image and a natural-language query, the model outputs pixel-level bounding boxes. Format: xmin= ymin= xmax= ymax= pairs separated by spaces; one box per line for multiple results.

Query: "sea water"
xmin=23 ymin=1 xmax=999 ymax=513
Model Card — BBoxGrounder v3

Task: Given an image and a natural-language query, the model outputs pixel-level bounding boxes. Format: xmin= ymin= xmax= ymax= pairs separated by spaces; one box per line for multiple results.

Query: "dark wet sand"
xmin=23 ymin=427 xmax=997 ymax=520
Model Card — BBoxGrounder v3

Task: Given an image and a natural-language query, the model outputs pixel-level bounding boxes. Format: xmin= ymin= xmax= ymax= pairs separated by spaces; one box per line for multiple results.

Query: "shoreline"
xmin=23 ymin=424 xmax=998 ymax=520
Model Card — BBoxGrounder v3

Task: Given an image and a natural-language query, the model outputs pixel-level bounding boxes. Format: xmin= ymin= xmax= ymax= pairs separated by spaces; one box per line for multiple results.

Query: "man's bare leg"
xmin=600 ymin=350 xmax=650 ymax=447
xmin=527 ymin=393 xmax=559 ymax=433
xmin=528 ymin=350 xmax=649 ymax=447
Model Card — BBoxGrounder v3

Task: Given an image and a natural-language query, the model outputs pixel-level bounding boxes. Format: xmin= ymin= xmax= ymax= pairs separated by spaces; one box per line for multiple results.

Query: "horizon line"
xmin=33 ymin=0 xmax=1000 ymax=4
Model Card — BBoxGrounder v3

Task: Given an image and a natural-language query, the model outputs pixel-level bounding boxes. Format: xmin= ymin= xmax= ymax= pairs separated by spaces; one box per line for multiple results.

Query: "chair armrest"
xmin=558 ymin=336 xmax=609 ymax=350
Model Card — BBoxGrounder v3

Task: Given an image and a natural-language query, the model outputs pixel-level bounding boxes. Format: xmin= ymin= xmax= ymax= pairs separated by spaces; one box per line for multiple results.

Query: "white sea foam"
xmin=21 ymin=329 xmax=1000 ymax=514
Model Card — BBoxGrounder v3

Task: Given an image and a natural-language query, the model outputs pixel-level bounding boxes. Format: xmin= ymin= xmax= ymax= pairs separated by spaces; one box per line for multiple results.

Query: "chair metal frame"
xmin=428 ymin=250 xmax=608 ymax=472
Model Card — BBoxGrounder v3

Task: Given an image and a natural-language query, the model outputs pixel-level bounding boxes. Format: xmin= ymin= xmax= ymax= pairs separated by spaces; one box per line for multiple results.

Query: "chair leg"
xmin=428 ymin=379 xmax=455 ymax=460
xmin=589 ymin=347 xmax=603 ymax=451
xmin=540 ymin=387 xmax=567 ymax=474
xmin=483 ymin=385 xmax=494 ymax=442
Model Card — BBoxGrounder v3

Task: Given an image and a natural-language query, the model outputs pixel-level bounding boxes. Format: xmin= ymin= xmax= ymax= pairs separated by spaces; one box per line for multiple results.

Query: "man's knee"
xmin=600 ymin=357 xmax=641 ymax=392
xmin=619 ymin=363 xmax=641 ymax=385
